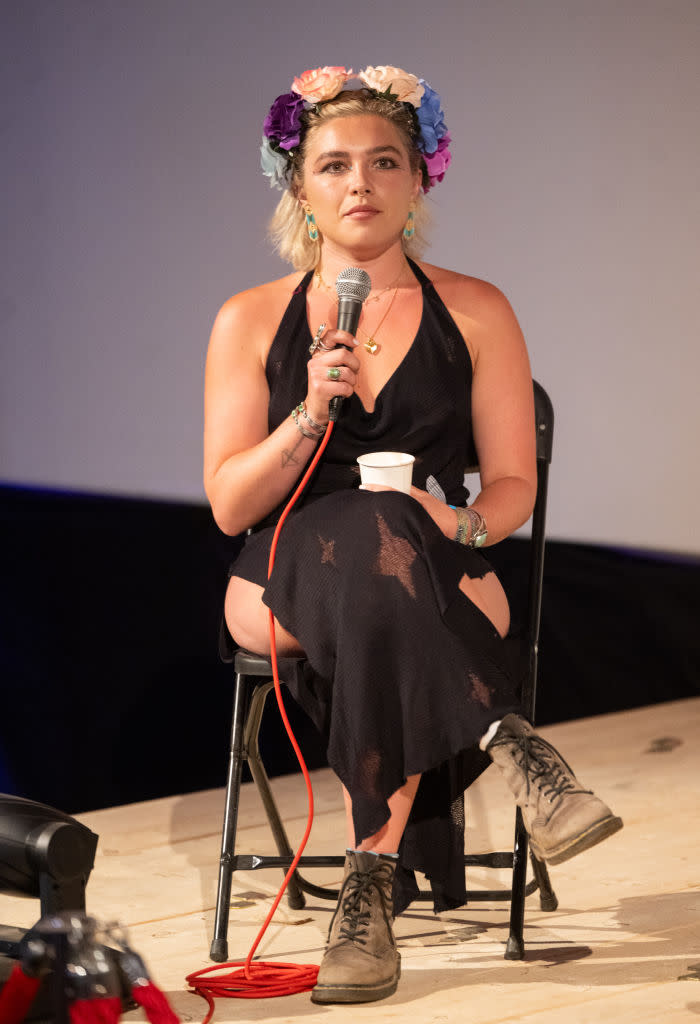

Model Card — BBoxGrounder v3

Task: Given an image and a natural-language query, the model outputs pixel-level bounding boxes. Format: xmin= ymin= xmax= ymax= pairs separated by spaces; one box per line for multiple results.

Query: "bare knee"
xmin=458 ymin=571 xmax=510 ymax=638
xmin=225 ymin=576 xmax=304 ymax=656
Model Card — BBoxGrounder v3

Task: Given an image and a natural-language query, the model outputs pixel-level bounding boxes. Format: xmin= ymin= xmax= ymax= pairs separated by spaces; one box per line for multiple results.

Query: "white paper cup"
xmin=357 ymin=452 xmax=415 ymax=494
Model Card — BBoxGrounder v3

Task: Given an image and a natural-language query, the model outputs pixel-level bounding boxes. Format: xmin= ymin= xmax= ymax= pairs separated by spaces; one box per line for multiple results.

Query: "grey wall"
xmin=3 ymin=0 xmax=699 ymax=553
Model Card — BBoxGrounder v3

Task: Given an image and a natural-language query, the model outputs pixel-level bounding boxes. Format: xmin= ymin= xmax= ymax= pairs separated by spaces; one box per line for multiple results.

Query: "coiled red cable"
xmin=0 ymin=963 xmax=41 ymax=1024
xmin=187 ymin=422 xmax=336 ymax=1018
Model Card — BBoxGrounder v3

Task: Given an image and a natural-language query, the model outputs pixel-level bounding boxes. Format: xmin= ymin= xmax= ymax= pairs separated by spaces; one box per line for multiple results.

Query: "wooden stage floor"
xmin=3 ymin=697 xmax=699 ymax=1022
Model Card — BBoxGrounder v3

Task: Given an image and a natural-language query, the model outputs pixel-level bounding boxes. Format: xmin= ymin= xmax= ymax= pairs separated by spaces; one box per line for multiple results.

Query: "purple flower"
xmin=423 ymin=132 xmax=452 ymax=190
xmin=263 ymin=92 xmax=305 ymax=151
xmin=416 ymin=81 xmax=448 ymax=154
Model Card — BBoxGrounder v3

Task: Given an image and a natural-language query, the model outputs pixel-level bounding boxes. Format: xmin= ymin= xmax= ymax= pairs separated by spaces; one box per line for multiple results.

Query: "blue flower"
xmin=260 ymin=137 xmax=291 ymax=190
xmin=416 ymin=81 xmax=448 ymax=155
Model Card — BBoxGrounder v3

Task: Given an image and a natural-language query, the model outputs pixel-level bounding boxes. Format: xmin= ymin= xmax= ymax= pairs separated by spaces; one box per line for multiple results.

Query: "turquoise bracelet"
xmin=449 ymin=505 xmax=488 ymax=548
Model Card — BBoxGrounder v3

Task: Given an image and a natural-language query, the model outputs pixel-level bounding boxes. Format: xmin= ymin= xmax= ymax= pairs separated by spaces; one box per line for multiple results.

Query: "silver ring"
xmin=308 ymin=322 xmax=328 ymax=355
xmin=327 ymin=367 xmax=341 ymax=381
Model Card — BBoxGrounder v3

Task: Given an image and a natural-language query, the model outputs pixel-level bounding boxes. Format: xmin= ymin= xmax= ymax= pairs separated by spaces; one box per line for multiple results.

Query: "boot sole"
xmin=531 ymin=814 xmax=624 ymax=865
xmin=310 ymin=961 xmax=401 ymax=1004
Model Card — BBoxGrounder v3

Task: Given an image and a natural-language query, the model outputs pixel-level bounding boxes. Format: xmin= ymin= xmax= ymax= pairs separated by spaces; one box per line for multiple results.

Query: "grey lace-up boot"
xmin=311 ymin=850 xmax=400 ymax=1004
xmin=487 ymin=714 xmax=623 ymax=864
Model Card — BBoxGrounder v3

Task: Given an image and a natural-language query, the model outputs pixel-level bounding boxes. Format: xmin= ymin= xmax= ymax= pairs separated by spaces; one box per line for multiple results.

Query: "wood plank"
xmin=0 ymin=698 xmax=698 ymax=1023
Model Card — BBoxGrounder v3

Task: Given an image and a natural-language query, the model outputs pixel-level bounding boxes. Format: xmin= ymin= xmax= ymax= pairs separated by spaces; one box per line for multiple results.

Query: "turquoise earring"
xmin=304 ymin=206 xmax=319 ymax=241
xmin=403 ymin=208 xmax=415 ymax=240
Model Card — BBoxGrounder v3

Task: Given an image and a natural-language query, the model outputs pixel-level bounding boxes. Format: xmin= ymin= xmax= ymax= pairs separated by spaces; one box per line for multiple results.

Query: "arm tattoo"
xmin=281 ymin=436 xmax=304 ymax=468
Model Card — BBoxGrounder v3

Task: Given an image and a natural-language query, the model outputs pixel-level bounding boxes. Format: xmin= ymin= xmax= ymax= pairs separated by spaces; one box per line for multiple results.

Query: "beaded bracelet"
xmin=291 ymin=403 xmax=325 ymax=440
xmin=297 ymin=401 xmax=326 ymax=434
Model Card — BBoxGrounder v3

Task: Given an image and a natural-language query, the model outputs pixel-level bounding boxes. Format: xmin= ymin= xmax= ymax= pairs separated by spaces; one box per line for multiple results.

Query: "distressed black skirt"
xmin=226 ymin=489 xmax=522 ymax=914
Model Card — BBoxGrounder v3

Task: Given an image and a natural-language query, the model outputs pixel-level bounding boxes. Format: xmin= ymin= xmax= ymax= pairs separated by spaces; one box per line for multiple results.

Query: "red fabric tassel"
xmin=69 ymin=996 xmax=122 ymax=1024
xmin=0 ymin=964 xmax=42 ymax=1024
xmin=131 ymin=982 xmax=180 ymax=1024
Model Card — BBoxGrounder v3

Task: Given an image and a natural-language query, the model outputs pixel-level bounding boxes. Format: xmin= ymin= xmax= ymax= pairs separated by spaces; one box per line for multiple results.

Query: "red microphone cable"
xmin=0 ymin=964 xmax=42 ymax=1024
xmin=187 ymin=421 xmax=336 ymax=1017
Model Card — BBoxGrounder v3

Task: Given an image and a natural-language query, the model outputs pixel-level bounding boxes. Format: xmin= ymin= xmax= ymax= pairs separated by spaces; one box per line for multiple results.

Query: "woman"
xmin=204 ymin=65 xmax=621 ymax=1004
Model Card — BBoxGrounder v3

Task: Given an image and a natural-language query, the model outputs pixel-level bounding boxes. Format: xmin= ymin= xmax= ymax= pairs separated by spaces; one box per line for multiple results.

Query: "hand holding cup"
xmin=357 ymin=452 xmax=415 ymax=494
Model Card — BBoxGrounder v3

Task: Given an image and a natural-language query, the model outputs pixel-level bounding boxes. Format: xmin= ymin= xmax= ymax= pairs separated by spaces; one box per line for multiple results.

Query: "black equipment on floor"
xmin=0 ymin=794 xmax=98 ymax=958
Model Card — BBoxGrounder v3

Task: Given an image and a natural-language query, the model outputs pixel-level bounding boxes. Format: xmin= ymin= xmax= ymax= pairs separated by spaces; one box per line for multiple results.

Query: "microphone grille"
xmin=335 ymin=267 xmax=372 ymax=303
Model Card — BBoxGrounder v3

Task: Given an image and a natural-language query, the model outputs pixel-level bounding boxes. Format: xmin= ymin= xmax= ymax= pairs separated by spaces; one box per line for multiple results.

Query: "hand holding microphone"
xmin=329 ymin=267 xmax=371 ymax=420
xmin=305 ymin=267 xmax=372 ymax=424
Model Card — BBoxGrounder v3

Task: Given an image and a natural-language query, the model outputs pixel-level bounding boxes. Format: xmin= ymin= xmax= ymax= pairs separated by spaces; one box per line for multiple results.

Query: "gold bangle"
xmin=454 ymin=507 xmax=471 ymax=545
xmin=453 ymin=507 xmax=488 ymax=547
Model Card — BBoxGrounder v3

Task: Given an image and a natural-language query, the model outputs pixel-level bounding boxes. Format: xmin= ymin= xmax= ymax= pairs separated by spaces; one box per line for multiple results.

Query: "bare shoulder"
xmin=416 ymin=260 xmax=525 ymax=365
xmin=210 ymin=270 xmax=304 ymax=355
xmin=204 ymin=271 xmax=305 ymax=469
xmin=418 ymin=261 xmax=515 ymax=325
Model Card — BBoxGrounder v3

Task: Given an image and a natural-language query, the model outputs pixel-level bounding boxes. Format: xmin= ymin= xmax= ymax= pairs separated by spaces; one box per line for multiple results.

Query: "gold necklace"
xmin=355 ymin=283 xmax=401 ymax=354
xmin=313 ymin=266 xmax=405 ymax=354
xmin=314 ymin=266 xmax=403 ymax=306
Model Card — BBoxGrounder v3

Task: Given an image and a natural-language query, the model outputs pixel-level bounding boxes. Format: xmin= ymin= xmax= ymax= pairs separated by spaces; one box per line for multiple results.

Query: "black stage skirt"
xmin=226 ymin=489 xmax=523 ymax=914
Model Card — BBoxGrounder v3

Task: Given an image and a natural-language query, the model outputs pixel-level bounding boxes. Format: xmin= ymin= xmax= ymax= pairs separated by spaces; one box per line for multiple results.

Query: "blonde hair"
xmin=268 ymin=91 xmax=430 ymax=271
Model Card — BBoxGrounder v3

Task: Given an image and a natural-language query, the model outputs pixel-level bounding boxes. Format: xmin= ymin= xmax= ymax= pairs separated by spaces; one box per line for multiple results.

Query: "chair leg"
xmin=209 ymin=672 xmax=250 ymax=963
xmin=504 ymin=808 xmax=528 ymax=960
xmin=244 ymin=682 xmax=306 ymax=910
xmin=530 ymin=852 xmax=558 ymax=912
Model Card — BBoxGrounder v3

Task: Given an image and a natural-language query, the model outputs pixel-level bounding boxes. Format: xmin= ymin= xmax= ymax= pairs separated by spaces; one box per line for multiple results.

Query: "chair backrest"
xmin=526 ymin=381 xmax=554 ymax=719
xmin=465 ymin=380 xmax=554 ymax=722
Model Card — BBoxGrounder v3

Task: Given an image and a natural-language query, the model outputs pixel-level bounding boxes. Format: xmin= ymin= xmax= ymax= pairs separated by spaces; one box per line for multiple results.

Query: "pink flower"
xmin=291 ymin=66 xmax=352 ymax=103
xmin=359 ymin=65 xmax=424 ymax=107
xmin=423 ymin=132 xmax=452 ymax=190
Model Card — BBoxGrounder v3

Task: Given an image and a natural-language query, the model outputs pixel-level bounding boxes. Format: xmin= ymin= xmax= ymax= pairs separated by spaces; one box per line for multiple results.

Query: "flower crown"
xmin=260 ymin=65 xmax=451 ymax=193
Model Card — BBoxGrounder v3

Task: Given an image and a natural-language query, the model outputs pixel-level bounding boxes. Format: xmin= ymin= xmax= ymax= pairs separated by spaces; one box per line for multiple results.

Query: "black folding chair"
xmin=209 ymin=380 xmax=557 ymax=964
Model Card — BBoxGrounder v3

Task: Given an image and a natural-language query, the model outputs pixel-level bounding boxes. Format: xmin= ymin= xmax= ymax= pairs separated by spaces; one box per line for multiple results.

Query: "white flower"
xmin=358 ymin=65 xmax=424 ymax=107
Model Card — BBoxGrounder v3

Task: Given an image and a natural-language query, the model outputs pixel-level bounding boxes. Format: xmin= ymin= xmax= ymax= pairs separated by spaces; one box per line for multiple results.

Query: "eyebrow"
xmin=313 ymin=145 xmax=403 ymax=163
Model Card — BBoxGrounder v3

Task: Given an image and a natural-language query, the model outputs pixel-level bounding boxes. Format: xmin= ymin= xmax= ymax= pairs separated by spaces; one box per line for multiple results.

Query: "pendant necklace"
xmin=355 ymin=282 xmax=401 ymax=354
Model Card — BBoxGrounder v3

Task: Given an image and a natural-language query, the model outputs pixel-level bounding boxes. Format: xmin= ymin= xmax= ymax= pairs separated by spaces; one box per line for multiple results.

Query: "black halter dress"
xmin=225 ymin=259 xmax=522 ymax=915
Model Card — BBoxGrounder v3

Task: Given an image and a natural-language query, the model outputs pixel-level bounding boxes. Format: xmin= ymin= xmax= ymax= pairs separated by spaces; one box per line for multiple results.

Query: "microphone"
xmin=329 ymin=267 xmax=372 ymax=421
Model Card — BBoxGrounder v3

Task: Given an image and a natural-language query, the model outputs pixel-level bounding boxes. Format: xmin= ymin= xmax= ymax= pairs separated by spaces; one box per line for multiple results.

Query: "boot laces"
xmin=333 ymin=863 xmax=394 ymax=946
xmin=501 ymin=733 xmax=593 ymax=802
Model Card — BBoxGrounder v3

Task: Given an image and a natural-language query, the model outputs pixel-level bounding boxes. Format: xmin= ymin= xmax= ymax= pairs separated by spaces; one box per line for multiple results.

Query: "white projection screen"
xmin=2 ymin=1 xmax=699 ymax=554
